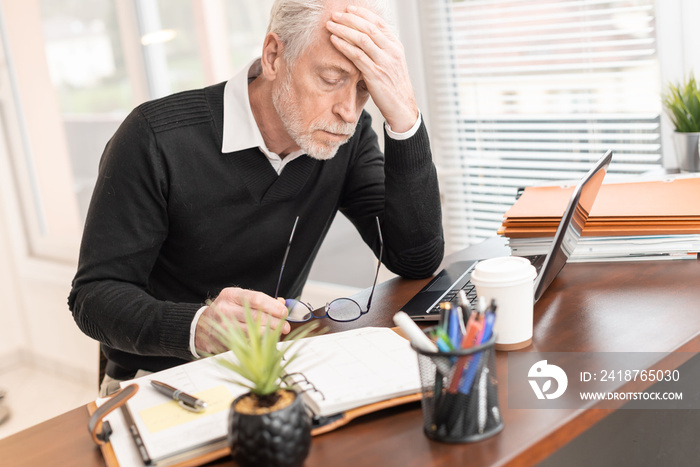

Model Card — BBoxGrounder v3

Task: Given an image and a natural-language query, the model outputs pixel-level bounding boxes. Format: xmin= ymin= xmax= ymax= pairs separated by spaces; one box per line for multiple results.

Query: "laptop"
xmin=401 ymin=150 xmax=613 ymax=321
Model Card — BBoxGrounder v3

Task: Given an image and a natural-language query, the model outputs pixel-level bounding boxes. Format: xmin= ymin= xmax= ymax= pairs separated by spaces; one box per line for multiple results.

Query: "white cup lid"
xmin=471 ymin=256 xmax=537 ymax=287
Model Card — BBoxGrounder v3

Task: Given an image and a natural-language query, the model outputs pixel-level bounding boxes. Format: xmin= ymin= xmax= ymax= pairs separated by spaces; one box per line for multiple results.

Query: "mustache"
xmin=313 ymin=121 xmax=356 ymax=138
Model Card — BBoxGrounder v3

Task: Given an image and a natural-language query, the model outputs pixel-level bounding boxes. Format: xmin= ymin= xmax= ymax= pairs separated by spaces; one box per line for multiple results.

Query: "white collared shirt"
xmin=221 ymin=59 xmax=306 ymax=174
xmin=220 ymin=58 xmax=422 ymax=174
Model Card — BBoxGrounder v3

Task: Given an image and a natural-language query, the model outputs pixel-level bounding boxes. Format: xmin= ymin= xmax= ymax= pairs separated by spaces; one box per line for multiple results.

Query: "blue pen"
xmin=459 ymin=305 xmax=497 ymax=393
xmin=480 ymin=309 xmax=496 ymax=343
xmin=450 ymin=308 xmax=464 ymax=347
xmin=484 ymin=299 xmax=497 ymax=338
xmin=441 ymin=302 xmax=463 ymax=348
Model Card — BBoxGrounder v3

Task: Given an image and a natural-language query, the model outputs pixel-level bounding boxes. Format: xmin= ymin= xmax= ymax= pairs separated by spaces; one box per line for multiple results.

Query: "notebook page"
xmin=282 ymin=327 xmax=421 ymax=417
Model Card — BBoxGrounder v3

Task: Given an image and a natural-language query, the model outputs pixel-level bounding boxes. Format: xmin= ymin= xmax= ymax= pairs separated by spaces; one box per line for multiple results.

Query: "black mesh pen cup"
xmin=412 ymin=331 xmax=503 ymax=443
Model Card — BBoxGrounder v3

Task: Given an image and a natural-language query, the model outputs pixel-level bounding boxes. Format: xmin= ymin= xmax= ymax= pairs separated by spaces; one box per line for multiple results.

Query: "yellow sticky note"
xmin=139 ymin=385 xmax=235 ymax=434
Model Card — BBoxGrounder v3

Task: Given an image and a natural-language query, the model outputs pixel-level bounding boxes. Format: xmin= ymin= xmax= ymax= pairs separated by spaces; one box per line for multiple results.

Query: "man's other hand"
xmin=326 ymin=5 xmax=419 ymax=133
xmin=194 ymin=287 xmax=290 ymax=355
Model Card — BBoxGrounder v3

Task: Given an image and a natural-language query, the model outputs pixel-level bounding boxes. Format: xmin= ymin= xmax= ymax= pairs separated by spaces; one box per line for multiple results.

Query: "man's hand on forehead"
xmin=326 ymin=4 xmax=418 ymax=133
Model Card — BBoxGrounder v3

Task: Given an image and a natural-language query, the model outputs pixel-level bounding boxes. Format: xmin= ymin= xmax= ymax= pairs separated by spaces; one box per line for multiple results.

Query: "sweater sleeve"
xmin=68 ymin=108 xmax=199 ymax=361
xmin=340 ymin=112 xmax=444 ymax=279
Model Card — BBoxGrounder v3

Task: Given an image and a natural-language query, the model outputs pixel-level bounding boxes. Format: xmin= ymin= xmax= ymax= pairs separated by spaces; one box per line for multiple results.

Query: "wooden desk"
xmin=2 ymin=238 xmax=700 ymax=467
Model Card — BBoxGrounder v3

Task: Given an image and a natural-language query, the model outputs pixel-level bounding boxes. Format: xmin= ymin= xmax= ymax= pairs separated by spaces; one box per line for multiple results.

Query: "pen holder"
xmin=412 ymin=331 xmax=503 ymax=443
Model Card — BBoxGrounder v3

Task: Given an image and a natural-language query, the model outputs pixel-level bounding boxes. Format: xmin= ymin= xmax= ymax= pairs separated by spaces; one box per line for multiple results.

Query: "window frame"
xmin=0 ymin=0 xmax=260 ymax=264
xmin=0 ymin=0 xmax=81 ymax=264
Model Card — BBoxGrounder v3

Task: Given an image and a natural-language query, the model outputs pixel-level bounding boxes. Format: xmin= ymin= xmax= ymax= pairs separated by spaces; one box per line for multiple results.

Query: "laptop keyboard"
xmin=428 ymin=254 xmax=544 ymax=315
xmin=429 ymin=280 xmax=478 ymax=314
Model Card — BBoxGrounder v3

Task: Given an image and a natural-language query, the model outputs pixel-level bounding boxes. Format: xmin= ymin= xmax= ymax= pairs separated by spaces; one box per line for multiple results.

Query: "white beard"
xmin=272 ymin=73 xmax=357 ymax=161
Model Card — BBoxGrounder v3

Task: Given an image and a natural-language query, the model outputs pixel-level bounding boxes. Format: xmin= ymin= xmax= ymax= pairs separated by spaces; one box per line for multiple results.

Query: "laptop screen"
xmin=532 ymin=150 xmax=612 ymax=301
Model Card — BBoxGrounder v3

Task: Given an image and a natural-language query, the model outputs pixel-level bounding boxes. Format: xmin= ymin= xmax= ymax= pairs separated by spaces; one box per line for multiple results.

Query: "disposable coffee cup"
xmin=470 ymin=256 xmax=537 ymax=351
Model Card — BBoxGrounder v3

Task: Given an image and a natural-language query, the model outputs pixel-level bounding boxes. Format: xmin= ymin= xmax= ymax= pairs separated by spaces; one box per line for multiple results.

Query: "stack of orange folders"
xmin=498 ymin=176 xmax=700 ymax=261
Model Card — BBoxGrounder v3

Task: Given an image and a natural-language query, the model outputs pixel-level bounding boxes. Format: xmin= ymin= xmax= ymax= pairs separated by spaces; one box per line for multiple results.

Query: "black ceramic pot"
xmin=228 ymin=390 xmax=311 ymax=467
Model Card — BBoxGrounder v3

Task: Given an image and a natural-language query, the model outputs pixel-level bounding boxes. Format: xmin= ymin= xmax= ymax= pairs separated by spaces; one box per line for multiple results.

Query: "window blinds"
xmin=419 ymin=0 xmax=662 ymax=252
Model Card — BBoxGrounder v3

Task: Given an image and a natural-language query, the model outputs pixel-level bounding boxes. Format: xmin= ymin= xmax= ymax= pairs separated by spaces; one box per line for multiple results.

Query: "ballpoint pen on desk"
xmin=121 ymin=403 xmax=152 ymax=465
xmin=431 ymin=301 xmax=461 ymax=351
xmin=458 ymin=300 xmax=497 ymax=394
xmin=479 ymin=299 xmax=497 ymax=344
xmin=457 ymin=290 xmax=471 ymax=333
xmin=447 ymin=304 xmax=484 ymax=393
xmin=445 ymin=302 xmax=463 ymax=348
xmin=150 ymin=380 xmax=208 ymax=413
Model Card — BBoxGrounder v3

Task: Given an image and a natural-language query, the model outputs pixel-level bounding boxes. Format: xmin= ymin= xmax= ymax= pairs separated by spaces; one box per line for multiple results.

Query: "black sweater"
xmin=68 ymin=82 xmax=443 ymax=377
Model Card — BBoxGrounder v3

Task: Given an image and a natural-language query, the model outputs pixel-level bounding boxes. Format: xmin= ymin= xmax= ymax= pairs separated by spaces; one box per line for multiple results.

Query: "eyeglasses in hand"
xmin=274 ymin=216 xmax=383 ymax=323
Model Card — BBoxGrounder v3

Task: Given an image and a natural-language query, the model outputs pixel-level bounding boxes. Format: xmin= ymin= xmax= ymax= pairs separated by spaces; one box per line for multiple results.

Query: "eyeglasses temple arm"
xmin=365 ymin=216 xmax=383 ymax=311
xmin=274 ymin=216 xmax=300 ymax=299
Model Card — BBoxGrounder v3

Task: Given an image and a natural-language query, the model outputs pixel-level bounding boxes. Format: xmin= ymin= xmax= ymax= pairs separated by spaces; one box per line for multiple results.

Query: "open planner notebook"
xmin=89 ymin=327 xmax=422 ymax=467
xmin=283 ymin=326 xmax=421 ymax=417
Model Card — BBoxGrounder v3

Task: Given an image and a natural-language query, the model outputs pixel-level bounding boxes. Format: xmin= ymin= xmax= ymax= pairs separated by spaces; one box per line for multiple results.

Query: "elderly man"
xmin=69 ymin=0 xmax=443 ymax=395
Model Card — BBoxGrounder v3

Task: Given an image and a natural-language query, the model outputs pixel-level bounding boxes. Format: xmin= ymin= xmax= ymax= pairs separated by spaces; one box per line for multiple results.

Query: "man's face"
xmin=272 ymin=28 xmax=370 ymax=160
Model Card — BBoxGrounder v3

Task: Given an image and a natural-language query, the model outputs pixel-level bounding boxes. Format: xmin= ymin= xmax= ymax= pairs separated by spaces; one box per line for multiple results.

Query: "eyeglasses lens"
xmin=285 ymin=298 xmax=362 ymax=322
xmin=325 ymin=298 xmax=362 ymax=322
xmin=285 ymin=299 xmax=313 ymax=322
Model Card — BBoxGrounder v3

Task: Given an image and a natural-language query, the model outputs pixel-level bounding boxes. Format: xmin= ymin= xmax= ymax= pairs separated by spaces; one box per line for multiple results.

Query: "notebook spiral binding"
xmin=282 ymin=372 xmax=325 ymax=401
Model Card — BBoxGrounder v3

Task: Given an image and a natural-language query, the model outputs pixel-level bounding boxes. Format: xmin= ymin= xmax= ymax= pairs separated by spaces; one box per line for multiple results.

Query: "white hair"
xmin=267 ymin=0 xmax=390 ymax=66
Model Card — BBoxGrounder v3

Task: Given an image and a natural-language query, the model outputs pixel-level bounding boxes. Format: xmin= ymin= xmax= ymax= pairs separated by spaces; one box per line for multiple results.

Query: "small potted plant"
xmin=204 ymin=302 xmax=322 ymax=467
xmin=662 ymin=73 xmax=700 ymax=172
